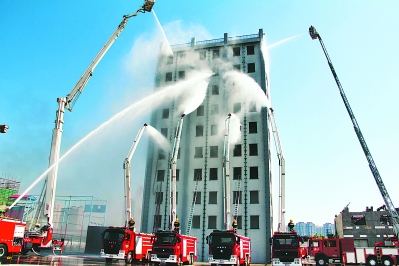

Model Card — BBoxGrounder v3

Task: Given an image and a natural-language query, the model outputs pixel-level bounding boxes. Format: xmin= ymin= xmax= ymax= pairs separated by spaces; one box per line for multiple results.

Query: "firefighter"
xmin=288 ymin=219 xmax=295 ymax=232
xmin=128 ymin=217 xmax=135 ymax=231
xmin=232 ymin=219 xmax=238 ymax=233
xmin=174 ymin=218 xmax=180 ymax=233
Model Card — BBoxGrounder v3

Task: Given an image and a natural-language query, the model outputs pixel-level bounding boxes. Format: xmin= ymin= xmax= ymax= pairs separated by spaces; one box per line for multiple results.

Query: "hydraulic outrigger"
xmin=309 ymin=25 xmax=399 ymax=237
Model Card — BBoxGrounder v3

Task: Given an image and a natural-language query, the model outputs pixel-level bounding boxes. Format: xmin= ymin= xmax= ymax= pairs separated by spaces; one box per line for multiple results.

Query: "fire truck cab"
xmin=271 ymin=231 xmax=304 ymax=266
xmin=150 ymin=230 xmax=197 ymax=265
xmin=100 ymin=227 xmax=153 ymax=263
xmin=207 ymin=229 xmax=251 ymax=266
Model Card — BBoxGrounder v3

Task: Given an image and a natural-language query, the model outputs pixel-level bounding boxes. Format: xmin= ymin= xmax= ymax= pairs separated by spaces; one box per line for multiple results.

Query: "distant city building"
xmin=293 ymin=222 xmax=335 ymax=237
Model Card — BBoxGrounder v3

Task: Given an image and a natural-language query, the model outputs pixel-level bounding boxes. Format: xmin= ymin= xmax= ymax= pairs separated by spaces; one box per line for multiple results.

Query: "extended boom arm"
xmin=309 ymin=25 xmax=399 ymax=236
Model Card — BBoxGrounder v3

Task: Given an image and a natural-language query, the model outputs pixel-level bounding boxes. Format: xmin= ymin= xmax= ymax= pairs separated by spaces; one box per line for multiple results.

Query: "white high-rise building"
xmin=141 ymin=29 xmax=273 ymax=263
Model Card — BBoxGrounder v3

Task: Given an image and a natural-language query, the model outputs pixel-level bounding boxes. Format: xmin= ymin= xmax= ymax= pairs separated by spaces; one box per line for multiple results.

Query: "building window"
xmin=211 ymin=125 xmax=218 ymax=136
xmin=162 ymin=108 xmax=169 ymax=119
xmin=194 ymin=191 xmax=201 ymax=204
xmin=171 ymin=192 xmax=178 ymax=204
xmin=213 ymin=49 xmax=220 ymax=59
xmin=196 ymin=125 xmax=204 ymax=137
xmin=233 ymin=47 xmax=240 ymax=56
xmin=250 ymin=190 xmax=259 ymax=204
xmin=199 ymin=50 xmax=206 ymax=60
xmin=233 ymin=102 xmax=241 ymax=113
xmin=209 ymin=168 xmax=218 ymax=180
xmin=233 ymin=167 xmax=242 ymax=180
xmin=248 ymin=63 xmax=255 ymax=73
xmin=161 ymin=128 xmax=168 ymax=138
xmin=197 ymin=105 xmax=205 ymax=116
xmin=175 ymin=169 xmax=180 ymax=181
xmin=194 ymin=169 xmax=202 ymax=181
xmin=249 ymin=144 xmax=258 ymax=156
xmin=236 ymin=215 xmax=243 ymax=229
xmin=212 ymin=85 xmax=219 ymax=95
xmin=249 ymin=101 xmax=257 ymax=112
xmin=210 ymin=146 xmax=218 ymax=158
xmin=249 ymin=122 xmax=257 ymax=133
xmin=178 ymin=51 xmax=186 ymax=60
xmin=165 ymin=72 xmax=172 ymax=82
xmin=250 ymin=215 xmax=260 ymax=229
xmin=380 ymin=215 xmax=391 ymax=225
xmin=157 ymin=170 xmax=165 ymax=181
xmin=233 ymin=144 xmax=242 ymax=157
xmin=209 ymin=191 xmax=217 ymax=204
xmin=155 ymin=192 xmax=163 ymax=204
xmin=158 ymin=150 xmax=166 ymax=160
xmin=211 ymin=104 xmax=219 ymax=115
xmin=153 ymin=215 xmax=162 ymax=229
xmin=208 ymin=216 xmax=217 ymax=229
xmin=250 ymin=166 xmax=258 ymax=179
xmin=193 ymin=215 xmax=201 ymax=228
xmin=179 ymin=71 xmax=185 ymax=79
xmin=194 ymin=147 xmax=203 ymax=158
xmin=351 ymin=215 xmax=366 ymax=225
xmin=213 ymin=67 xmax=219 ymax=76
xmin=177 ymin=147 xmax=181 ymax=159
xmin=166 ymin=56 xmax=173 ymax=64
xmin=233 ymin=64 xmax=240 ymax=71
xmin=233 ymin=191 xmax=242 ymax=204
xmin=247 ymin=45 xmax=255 ymax=55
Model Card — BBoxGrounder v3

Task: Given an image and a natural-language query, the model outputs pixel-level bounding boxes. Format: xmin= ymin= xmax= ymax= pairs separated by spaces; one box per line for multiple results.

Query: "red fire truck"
xmin=0 ymin=217 xmax=25 ymax=259
xmin=150 ymin=230 xmax=197 ymax=265
xmin=305 ymin=237 xmax=399 ymax=266
xmin=22 ymin=224 xmax=64 ymax=255
xmin=271 ymin=231 xmax=304 ymax=266
xmin=100 ymin=227 xmax=153 ymax=263
xmin=206 ymin=229 xmax=251 ymax=266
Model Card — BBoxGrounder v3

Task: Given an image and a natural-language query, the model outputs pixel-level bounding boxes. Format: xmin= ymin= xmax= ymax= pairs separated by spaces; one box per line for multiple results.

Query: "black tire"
xmin=105 ymin=258 xmax=113 ymax=263
xmin=315 ymin=254 xmax=327 ymax=266
xmin=0 ymin=244 xmax=8 ymax=259
xmin=381 ymin=256 xmax=394 ymax=266
xmin=366 ymin=255 xmax=378 ymax=266
xmin=20 ymin=248 xmax=29 ymax=255
xmin=126 ymin=251 xmax=133 ymax=264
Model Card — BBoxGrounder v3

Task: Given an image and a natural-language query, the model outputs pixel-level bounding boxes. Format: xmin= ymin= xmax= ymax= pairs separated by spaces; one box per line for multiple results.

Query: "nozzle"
xmin=142 ymin=0 xmax=155 ymax=12
xmin=181 ymin=114 xmax=185 ymax=118
xmin=309 ymin=25 xmax=319 ymax=40
xmin=144 ymin=123 xmax=148 ymax=126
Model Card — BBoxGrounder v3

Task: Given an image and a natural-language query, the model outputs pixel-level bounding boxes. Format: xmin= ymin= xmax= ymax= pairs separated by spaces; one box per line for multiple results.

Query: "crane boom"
xmin=269 ymin=108 xmax=286 ymax=232
xmin=309 ymin=25 xmax=399 ymax=236
xmin=222 ymin=114 xmax=232 ymax=230
xmin=124 ymin=124 xmax=147 ymax=225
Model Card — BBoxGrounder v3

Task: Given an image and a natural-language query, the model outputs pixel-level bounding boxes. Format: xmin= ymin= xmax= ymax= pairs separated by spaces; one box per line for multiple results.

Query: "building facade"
xmin=335 ymin=205 xmax=396 ymax=247
xmin=141 ymin=29 xmax=273 ymax=263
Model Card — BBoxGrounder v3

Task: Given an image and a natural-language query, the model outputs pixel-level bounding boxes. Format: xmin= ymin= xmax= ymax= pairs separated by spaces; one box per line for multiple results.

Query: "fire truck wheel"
xmin=381 ymin=256 xmax=394 ymax=266
xmin=315 ymin=255 xmax=327 ymax=266
xmin=105 ymin=258 xmax=113 ymax=263
xmin=0 ymin=244 xmax=8 ymax=258
xmin=366 ymin=256 xmax=378 ymax=266
xmin=20 ymin=248 xmax=29 ymax=255
xmin=125 ymin=251 xmax=133 ymax=264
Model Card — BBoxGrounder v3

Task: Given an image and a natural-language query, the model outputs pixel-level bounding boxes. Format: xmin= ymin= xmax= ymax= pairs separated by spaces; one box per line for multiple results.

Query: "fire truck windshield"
xmin=273 ymin=237 xmax=299 ymax=248
xmin=155 ymin=232 xmax=177 ymax=244
xmin=209 ymin=234 xmax=235 ymax=245
xmin=103 ymin=229 xmax=125 ymax=241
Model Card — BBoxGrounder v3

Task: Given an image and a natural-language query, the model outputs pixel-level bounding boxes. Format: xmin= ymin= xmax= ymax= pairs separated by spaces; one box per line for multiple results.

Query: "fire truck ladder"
xmin=186 ymin=179 xmax=200 ymax=235
xmin=376 ymin=247 xmax=382 ymax=265
xmin=233 ymin=179 xmax=242 ymax=219
xmin=309 ymin=25 xmax=399 ymax=236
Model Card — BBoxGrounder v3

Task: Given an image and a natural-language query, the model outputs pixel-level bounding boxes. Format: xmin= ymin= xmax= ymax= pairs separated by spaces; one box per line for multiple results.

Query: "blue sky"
xmin=1 ymin=1 xmax=399 ymax=229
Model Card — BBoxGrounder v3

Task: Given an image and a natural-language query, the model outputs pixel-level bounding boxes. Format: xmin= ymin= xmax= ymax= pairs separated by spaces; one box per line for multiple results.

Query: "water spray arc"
xmin=124 ymin=123 xmax=148 ymax=226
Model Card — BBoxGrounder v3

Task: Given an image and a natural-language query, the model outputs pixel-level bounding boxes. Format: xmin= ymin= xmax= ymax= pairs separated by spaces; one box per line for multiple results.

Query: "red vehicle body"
xmin=150 ymin=230 xmax=197 ymax=265
xmin=207 ymin=230 xmax=251 ymax=266
xmin=271 ymin=231 xmax=304 ymax=266
xmin=100 ymin=227 xmax=153 ymax=263
xmin=22 ymin=224 xmax=64 ymax=254
xmin=306 ymin=237 xmax=399 ymax=266
xmin=0 ymin=217 xmax=25 ymax=258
